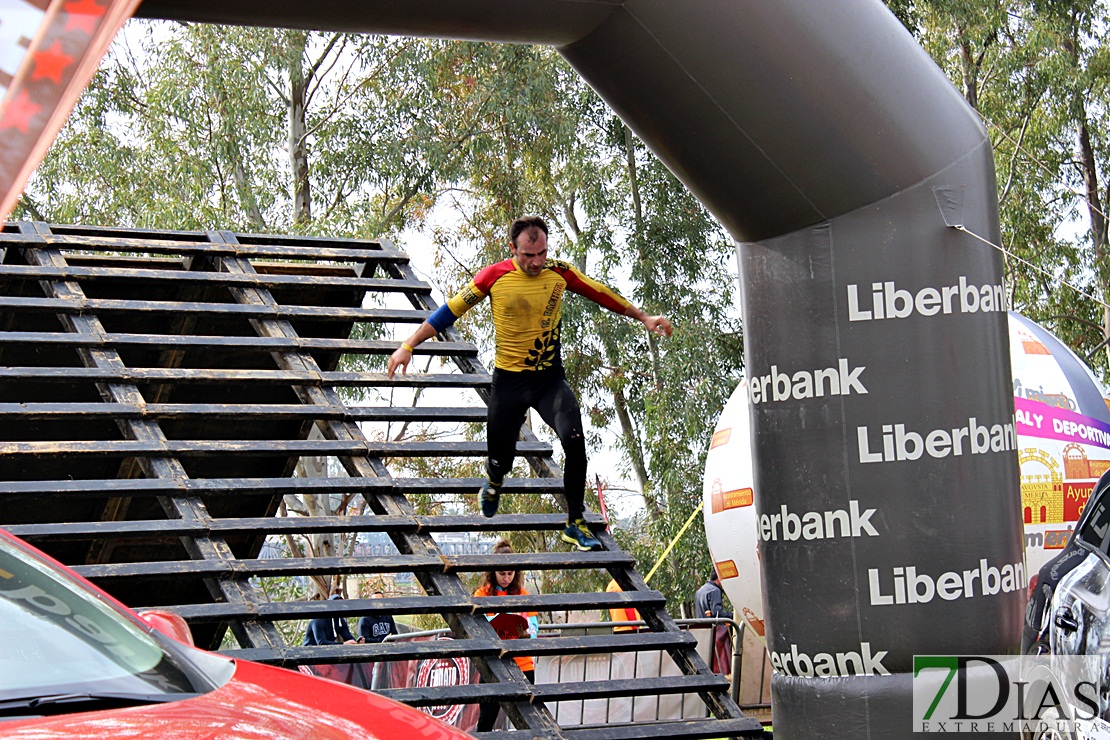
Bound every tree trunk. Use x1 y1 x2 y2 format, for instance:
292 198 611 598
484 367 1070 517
959 34 979 109
287 32 312 225
613 384 651 500
1076 113 1110 367
623 125 662 388
199 31 266 229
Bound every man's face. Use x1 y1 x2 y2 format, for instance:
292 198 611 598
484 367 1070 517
511 229 548 276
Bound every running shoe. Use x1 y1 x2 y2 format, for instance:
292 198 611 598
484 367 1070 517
479 479 501 518
561 519 601 551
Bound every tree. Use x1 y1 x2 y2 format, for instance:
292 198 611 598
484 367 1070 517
891 0 1110 379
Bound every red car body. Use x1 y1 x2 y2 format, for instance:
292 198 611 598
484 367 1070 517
0 529 470 739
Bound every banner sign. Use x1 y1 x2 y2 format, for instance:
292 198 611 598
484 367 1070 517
300 634 480 732
1010 312 1110 574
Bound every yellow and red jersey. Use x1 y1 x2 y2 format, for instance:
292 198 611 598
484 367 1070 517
473 581 538 673
428 257 631 372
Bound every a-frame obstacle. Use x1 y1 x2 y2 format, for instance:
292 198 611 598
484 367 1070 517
0 222 763 739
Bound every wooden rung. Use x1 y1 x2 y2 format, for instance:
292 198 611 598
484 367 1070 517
145 590 666 622
73 554 446 580
0 263 432 293
160 594 467 622
5 514 419 540
449 551 636 573
499 631 697 657
224 637 502 666
414 512 607 532
0 402 488 423
0 439 551 459
530 673 729 702
0 332 479 357
0 295 431 322
557 717 766 740
73 550 632 581
472 730 563 740
395 478 565 495
0 366 489 389
6 512 607 541
0 230 411 262
225 633 697 667
0 477 387 497
0 476 563 498
378 682 531 708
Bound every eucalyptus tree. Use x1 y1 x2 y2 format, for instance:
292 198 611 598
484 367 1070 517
19 23 483 238
415 41 745 608
892 0 1110 378
1027 0 1110 373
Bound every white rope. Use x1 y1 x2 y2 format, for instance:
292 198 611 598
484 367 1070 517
955 224 1110 311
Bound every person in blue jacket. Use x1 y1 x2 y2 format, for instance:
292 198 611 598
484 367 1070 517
303 593 359 645
357 591 397 644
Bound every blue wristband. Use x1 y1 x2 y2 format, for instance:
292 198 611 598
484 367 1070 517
427 304 457 332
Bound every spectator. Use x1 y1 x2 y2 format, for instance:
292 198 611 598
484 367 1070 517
694 569 734 676
357 591 397 644
694 568 733 619
303 593 359 645
473 539 537 732
606 578 641 633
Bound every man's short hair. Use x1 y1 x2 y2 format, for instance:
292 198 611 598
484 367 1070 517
709 568 720 582
509 215 548 247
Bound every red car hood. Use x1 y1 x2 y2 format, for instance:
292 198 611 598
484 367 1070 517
0 658 468 739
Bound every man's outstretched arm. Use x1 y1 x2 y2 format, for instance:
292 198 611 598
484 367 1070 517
557 262 673 338
388 266 502 378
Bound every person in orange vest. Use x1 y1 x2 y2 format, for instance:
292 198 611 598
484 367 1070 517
606 578 641 632
473 539 538 732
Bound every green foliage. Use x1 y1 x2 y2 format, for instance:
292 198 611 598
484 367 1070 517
892 0 1110 379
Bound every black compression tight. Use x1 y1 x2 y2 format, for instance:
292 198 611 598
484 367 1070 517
486 367 586 521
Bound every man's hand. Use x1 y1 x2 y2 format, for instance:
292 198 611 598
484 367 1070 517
625 305 674 337
387 346 411 379
642 315 673 337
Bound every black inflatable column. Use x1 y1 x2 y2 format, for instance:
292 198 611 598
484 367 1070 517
740 148 1024 736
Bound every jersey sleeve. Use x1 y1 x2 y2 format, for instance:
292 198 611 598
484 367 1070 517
427 260 513 331
555 262 632 314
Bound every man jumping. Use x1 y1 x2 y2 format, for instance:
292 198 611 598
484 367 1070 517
388 216 672 551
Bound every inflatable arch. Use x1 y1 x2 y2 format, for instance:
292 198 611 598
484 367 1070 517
137 1 1023 735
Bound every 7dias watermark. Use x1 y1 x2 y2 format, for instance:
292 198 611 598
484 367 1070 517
912 654 1110 734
